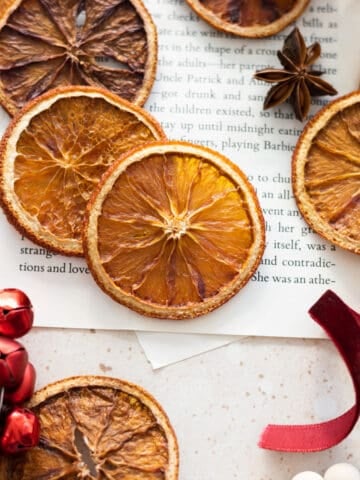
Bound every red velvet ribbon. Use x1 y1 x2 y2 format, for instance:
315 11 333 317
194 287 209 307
259 290 360 452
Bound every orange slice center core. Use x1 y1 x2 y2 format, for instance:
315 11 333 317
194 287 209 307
164 216 189 239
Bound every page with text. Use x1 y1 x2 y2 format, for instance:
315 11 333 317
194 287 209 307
0 0 359 337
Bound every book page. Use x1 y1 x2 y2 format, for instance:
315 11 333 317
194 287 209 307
0 0 359 337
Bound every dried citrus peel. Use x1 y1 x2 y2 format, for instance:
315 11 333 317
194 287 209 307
0 375 179 479
292 92 360 254
0 0 158 114
84 141 265 319
0 86 165 256
185 0 310 37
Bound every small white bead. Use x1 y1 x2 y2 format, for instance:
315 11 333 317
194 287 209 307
291 472 323 480
324 463 360 480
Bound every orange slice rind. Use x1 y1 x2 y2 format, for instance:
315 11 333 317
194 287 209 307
84 141 265 319
292 91 360 255
0 375 179 480
185 0 310 37
0 86 166 256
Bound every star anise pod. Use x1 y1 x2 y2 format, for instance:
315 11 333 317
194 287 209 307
254 27 337 121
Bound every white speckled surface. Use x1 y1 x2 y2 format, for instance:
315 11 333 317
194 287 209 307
25 329 359 480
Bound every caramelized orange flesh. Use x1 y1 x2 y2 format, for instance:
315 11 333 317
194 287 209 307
4 386 170 479
200 0 297 26
13 95 159 245
97 152 256 308
305 104 360 243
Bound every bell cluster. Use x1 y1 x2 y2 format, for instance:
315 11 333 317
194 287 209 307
0 289 39 454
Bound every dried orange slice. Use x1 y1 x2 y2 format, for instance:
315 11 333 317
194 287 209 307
84 141 265 319
292 91 360 255
0 86 165 256
185 0 310 37
0 375 179 479
0 0 157 115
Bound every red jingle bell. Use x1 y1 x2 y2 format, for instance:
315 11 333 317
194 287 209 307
4 363 36 405
0 407 40 454
0 289 33 338
0 337 28 389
